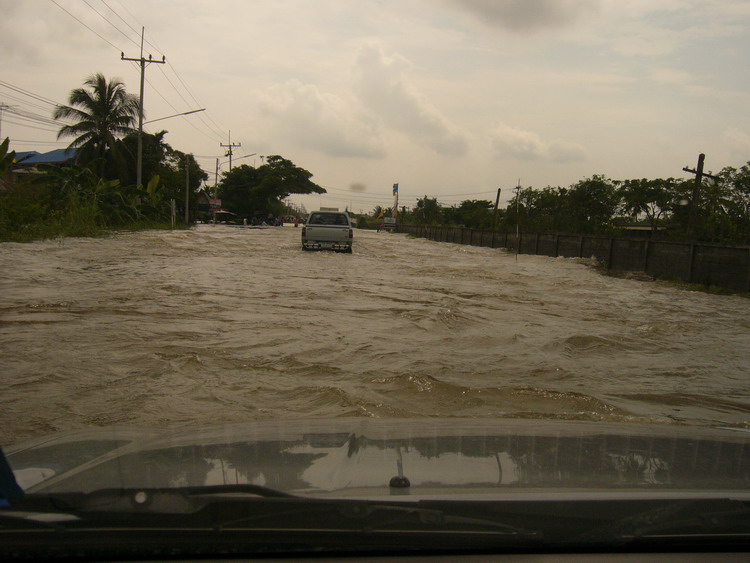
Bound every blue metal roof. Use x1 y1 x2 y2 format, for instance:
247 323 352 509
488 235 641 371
18 148 77 165
13 151 40 164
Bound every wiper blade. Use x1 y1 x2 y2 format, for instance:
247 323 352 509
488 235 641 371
576 499 750 545
179 484 298 498
9 488 541 538
216 499 540 537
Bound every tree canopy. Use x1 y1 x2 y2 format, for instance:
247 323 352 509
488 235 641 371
53 73 139 178
386 162 750 244
218 155 325 219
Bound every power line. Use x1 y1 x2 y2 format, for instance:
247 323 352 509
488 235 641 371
49 0 122 52
8 139 68 145
109 0 164 56
50 0 228 152
100 0 226 142
5 107 61 127
142 76 223 144
2 117 59 133
0 79 61 107
103 0 226 138
99 0 148 45
81 0 141 49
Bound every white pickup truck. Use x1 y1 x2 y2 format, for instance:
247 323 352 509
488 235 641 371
301 211 353 253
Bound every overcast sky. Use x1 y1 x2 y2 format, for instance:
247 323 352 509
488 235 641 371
2 0 750 213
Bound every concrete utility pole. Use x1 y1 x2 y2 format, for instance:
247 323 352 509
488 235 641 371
184 154 190 225
0 103 10 139
121 27 165 188
683 153 720 239
220 131 241 170
493 187 502 230
215 158 219 196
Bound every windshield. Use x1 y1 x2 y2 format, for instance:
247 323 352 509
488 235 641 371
308 212 349 225
2 0 750 559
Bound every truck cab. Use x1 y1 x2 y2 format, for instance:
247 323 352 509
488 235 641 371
301 211 353 253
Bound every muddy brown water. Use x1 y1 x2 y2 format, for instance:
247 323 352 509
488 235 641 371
1 225 749 445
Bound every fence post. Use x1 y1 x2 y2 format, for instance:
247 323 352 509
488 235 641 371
747 248 750 292
606 237 615 270
642 240 650 273
554 234 560 257
578 236 584 258
688 243 697 283
534 233 540 255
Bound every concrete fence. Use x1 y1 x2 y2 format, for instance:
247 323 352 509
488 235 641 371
396 225 750 293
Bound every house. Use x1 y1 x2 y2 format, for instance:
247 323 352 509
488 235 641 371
13 148 77 169
7 148 77 184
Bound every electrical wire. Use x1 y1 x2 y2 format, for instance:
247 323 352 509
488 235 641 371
81 0 141 49
0 80 61 108
102 0 226 141
49 0 123 52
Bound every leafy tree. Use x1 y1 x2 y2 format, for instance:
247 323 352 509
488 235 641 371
508 187 569 232
618 178 677 231
218 155 325 220
120 130 169 187
717 163 750 242
53 73 139 179
119 130 207 221
412 196 442 225
443 199 494 229
503 186 540 231
566 175 619 234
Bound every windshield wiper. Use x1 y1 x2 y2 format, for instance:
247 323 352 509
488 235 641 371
574 499 750 547
2 488 544 557
12 487 538 535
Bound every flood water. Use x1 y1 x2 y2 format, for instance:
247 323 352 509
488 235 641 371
1 225 749 445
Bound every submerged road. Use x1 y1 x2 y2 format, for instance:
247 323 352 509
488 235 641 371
1 224 749 444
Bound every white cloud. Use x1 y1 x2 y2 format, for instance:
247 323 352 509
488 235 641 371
354 44 469 156
257 79 385 159
489 123 587 162
724 127 750 157
648 67 694 85
448 0 599 32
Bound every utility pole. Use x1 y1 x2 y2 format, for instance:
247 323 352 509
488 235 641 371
492 187 502 230
121 27 165 188
220 131 241 170
514 180 521 239
215 158 219 196
514 180 521 261
0 103 10 139
682 153 719 239
184 154 190 225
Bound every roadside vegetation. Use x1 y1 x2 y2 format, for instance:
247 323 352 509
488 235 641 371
360 169 750 245
0 72 322 242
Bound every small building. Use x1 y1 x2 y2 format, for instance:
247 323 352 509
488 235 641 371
9 148 77 185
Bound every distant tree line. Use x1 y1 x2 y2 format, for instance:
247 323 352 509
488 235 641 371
363 166 750 244
0 72 323 241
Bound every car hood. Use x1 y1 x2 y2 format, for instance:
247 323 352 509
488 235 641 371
6 418 750 499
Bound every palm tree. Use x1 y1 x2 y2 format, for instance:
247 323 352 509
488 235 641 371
53 73 139 178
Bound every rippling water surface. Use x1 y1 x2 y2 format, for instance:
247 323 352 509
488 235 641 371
1 225 749 444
